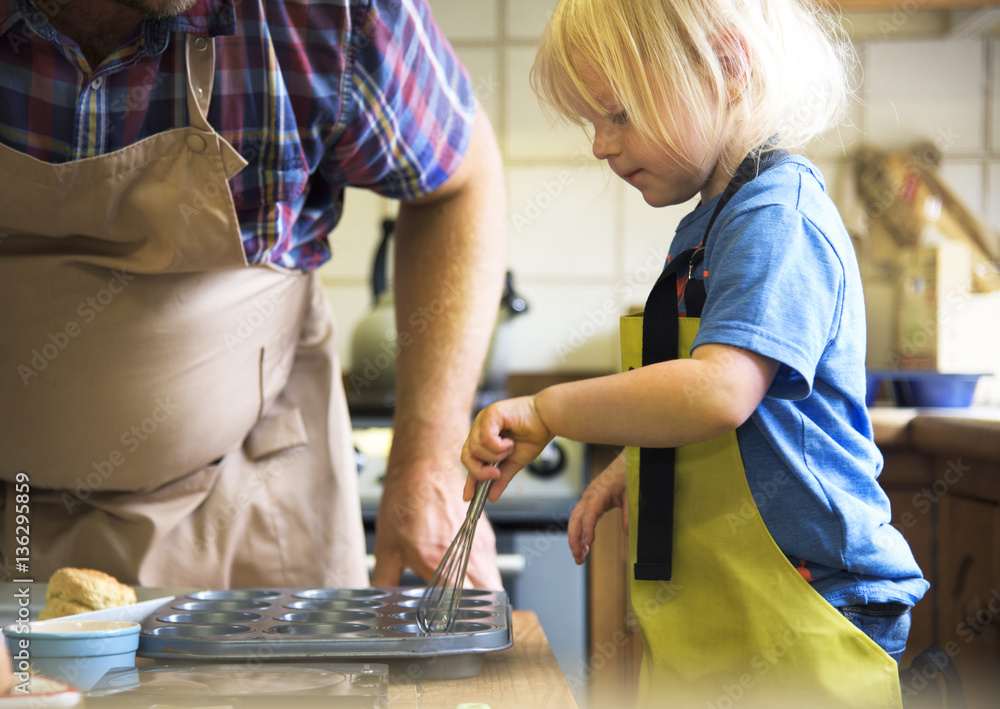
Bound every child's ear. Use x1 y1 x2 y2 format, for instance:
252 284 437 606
711 28 751 102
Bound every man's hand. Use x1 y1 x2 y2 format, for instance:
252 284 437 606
371 453 502 590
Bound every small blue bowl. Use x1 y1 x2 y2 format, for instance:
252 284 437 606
890 372 983 408
3 619 140 691
865 372 885 406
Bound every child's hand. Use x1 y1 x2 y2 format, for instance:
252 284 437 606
461 395 554 502
567 451 628 564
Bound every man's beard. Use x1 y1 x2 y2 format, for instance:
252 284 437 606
107 0 200 19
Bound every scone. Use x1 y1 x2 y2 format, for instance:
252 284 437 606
38 567 137 620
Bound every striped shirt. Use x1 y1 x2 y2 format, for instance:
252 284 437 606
0 0 475 270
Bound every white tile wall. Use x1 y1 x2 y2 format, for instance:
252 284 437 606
505 46 591 161
426 0 497 41
321 188 388 281
864 38 985 154
505 282 622 372
321 3 1000 379
453 46 502 135
620 185 696 308
506 165 616 279
506 0 558 40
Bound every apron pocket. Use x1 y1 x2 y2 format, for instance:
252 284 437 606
243 408 309 461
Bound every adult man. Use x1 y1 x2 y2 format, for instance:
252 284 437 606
0 0 506 591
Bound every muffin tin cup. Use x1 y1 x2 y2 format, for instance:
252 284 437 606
138 587 511 679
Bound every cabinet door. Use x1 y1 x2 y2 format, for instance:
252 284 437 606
938 493 1000 709
586 447 642 707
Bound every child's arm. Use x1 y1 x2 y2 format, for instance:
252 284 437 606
461 342 778 501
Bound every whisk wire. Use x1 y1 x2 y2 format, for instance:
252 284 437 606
416 478 493 634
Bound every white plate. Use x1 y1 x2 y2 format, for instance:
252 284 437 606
0 675 81 707
55 597 176 624
0 584 198 628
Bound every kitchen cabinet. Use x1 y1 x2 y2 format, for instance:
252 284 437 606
586 410 1000 709
585 445 642 709
937 494 1000 674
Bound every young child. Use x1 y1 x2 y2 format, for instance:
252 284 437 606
462 1 928 707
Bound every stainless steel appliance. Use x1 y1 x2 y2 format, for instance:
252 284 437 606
352 418 589 696
347 219 529 414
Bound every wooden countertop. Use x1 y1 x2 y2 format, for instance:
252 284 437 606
389 610 579 708
869 406 1000 461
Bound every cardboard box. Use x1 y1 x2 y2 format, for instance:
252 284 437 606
895 241 1000 375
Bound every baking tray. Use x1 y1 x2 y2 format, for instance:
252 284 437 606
137 587 512 679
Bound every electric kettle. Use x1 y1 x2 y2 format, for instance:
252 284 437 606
348 219 528 411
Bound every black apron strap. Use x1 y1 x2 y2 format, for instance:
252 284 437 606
634 146 788 582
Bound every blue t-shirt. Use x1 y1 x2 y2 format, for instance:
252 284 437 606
670 154 929 608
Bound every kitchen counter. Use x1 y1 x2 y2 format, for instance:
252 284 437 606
867 405 1000 709
388 611 579 708
870 406 1000 465
2 584 578 709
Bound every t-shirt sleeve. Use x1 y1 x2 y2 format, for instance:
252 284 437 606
320 0 475 198
692 201 846 401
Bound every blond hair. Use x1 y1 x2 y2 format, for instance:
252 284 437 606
531 0 856 172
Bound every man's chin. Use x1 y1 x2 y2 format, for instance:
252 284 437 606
108 0 199 18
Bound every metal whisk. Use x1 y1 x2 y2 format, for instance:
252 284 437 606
416 478 493 634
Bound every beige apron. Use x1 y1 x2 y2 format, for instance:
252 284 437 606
0 34 367 589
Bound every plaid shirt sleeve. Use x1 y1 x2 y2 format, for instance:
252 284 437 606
325 0 475 199
230 0 477 270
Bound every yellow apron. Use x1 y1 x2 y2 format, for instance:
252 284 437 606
0 33 367 588
620 150 902 708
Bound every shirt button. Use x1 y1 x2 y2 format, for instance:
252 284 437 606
90 76 103 90
194 37 209 51
186 134 207 153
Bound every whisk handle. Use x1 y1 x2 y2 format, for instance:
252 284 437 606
467 478 493 522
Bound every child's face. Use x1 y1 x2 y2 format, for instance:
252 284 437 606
578 69 729 206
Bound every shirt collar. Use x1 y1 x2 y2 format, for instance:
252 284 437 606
0 0 237 40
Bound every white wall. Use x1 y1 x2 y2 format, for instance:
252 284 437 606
320 1 1000 380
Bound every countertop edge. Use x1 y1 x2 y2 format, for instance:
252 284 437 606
869 406 1000 462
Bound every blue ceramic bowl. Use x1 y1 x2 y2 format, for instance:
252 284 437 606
865 371 885 406
3 619 140 691
890 372 983 408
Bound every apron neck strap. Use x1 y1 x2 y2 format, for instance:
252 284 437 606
660 145 790 319
632 142 788 583
185 34 216 132
702 145 789 249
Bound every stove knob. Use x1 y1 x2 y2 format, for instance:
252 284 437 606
527 440 565 478
354 446 367 474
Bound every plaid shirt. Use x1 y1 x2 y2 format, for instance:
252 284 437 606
0 0 474 270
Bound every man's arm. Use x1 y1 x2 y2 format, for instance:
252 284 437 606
370 101 507 589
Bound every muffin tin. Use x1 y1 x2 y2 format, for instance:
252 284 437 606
137 587 511 679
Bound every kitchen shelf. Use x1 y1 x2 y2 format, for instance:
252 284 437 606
824 0 1000 38
834 0 1000 8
